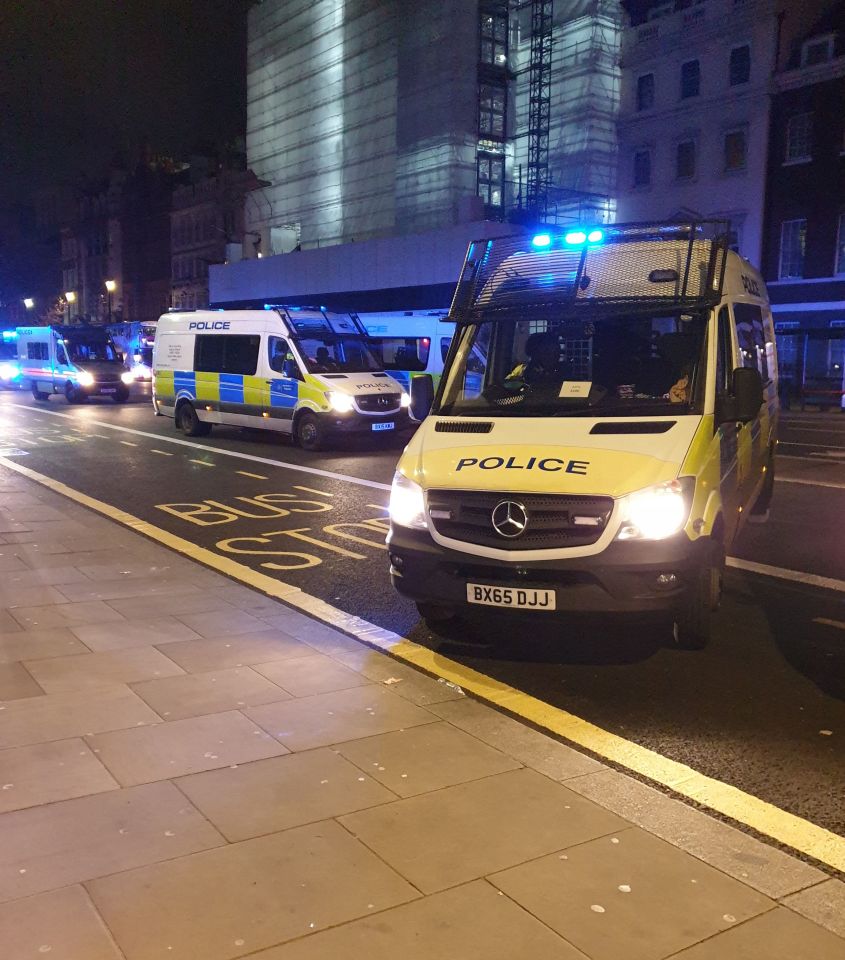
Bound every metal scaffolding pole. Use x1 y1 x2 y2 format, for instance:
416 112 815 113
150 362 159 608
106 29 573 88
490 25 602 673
526 0 553 220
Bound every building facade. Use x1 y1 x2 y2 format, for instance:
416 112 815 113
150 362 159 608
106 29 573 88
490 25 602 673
615 0 827 266
762 1 845 406
212 0 622 313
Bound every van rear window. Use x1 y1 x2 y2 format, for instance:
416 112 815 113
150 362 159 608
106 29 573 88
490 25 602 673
27 342 48 361
195 335 260 376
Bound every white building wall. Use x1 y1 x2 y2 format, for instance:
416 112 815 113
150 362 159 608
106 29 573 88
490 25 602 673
615 0 783 265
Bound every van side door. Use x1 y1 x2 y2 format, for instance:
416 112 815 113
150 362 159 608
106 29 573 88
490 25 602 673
715 306 741 543
261 335 301 432
733 302 772 508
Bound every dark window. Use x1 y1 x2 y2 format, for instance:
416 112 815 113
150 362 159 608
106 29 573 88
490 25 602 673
479 82 506 139
27 342 48 361
633 149 651 186
724 130 747 171
477 153 505 208
440 336 452 363
194 334 260 375
716 306 733 397
369 337 431 372
734 302 769 381
480 7 508 67
785 113 812 162
729 46 750 85
637 73 655 111
680 60 700 99
676 140 696 179
779 219 806 279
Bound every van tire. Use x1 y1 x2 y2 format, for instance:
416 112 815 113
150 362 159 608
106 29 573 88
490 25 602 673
65 382 86 404
673 538 724 651
113 386 130 403
31 384 50 401
296 412 325 451
177 401 211 437
416 602 456 625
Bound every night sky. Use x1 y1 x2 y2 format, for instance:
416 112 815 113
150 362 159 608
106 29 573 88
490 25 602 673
0 0 249 207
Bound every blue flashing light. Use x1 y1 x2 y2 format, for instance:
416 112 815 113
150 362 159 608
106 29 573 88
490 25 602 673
2 330 18 340
532 233 552 248
263 304 272 310
587 229 604 243
564 231 587 245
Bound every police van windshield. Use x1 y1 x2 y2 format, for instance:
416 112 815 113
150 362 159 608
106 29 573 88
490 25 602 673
435 310 707 417
65 340 119 363
294 335 382 374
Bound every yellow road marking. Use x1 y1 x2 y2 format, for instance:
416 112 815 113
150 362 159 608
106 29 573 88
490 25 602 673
119 440 138 447
813 617 845 631
237 470 268 480
294 485 333 496
1 453 843 874
189 459 214 467
151 449 173 456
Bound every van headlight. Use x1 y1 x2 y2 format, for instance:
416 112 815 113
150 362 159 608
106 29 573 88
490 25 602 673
0 362 18 380
389 471 427 529
617 478 694 541
121 371 135 385
77 371 95 387
400 392 411 408
326 391 355 413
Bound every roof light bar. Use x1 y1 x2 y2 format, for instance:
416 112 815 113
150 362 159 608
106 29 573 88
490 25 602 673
532 233 552 248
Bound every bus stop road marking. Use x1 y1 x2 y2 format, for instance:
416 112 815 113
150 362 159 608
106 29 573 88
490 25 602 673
237 471 268 480
1 453 843 874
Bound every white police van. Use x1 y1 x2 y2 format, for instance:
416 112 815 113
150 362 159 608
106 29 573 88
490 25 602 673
17 325 133 403
153 307 410 450
389 222 778 649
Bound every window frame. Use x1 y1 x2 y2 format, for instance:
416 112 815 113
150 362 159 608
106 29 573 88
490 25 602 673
778 218 807 280
633 148 651 187
479 6 508 68
675 139 697 180
636 72 655 111
723 128 747 172
728 45 751 86
784 112 813 164
477 152 505 210
680 59 700 99
478 81 507 141
801 34 835 67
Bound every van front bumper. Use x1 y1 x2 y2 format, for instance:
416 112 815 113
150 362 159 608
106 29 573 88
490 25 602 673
387 526 710 615
326 409 412 436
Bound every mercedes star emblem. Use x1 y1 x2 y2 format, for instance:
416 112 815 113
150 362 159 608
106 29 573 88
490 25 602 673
491 499 528 539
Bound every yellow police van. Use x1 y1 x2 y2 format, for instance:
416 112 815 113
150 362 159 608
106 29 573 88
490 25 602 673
152 307 410 450
388 222 777 648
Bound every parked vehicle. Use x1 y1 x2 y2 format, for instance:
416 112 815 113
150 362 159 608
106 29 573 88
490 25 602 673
362 312 453 391
388 221 777 649
152 307 410 450
17 325 133 403
107 321 157 380
0 332 21 389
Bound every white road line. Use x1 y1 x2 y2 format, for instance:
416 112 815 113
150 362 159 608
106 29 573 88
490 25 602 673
119 440 138 447
778 453 845 464
776 477 845 490
12 404 392 492
780 441 845 450
151 449 173 456
294 485 333 496
189 459 215 467
727 558 845 594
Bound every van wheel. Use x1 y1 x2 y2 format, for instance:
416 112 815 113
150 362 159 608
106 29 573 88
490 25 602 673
416 602 456 625
112 386 130 403
65 382 86 404
177 402 211 437
673 540 724 650
296 413 325 451
31 384 50 401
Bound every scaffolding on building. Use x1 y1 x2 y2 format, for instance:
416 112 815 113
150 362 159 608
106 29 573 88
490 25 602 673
526 0 554 219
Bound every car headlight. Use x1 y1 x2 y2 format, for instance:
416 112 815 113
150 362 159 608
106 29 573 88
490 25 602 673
389 471 427 529
0 362 18 380
400 392 411 408
617 478 694 541
121 371 135 384
326 391 355 413
77 371 95 387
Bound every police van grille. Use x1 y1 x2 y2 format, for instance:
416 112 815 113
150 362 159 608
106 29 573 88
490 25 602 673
356 393 400 412
426 491 613 549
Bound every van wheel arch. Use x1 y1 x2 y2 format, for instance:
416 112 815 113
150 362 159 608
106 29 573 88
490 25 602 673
294 409 326 451
175 398 211 437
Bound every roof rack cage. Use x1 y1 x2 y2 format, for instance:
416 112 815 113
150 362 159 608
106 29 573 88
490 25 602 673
448 220 731 322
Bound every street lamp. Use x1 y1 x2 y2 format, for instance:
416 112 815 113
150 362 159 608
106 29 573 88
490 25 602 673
65 291 76 324
104 279 116 324
23 298 34 310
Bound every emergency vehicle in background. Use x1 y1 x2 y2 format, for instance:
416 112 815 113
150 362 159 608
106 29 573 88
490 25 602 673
362 312 453 390
16 325 134 403
388 221 777 649
107 321 157 380
152 306 410 450
0 330 21 389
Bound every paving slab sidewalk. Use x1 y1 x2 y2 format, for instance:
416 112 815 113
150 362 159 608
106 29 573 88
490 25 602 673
0 465 843 960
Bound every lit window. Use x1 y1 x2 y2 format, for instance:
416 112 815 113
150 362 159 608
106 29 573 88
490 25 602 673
479 82 506 139
676 140 696 179
477 153 505 210
779 219 807 279
637 73 654 111
785 113 813 162
724 130 747 171
835 213 845 275
480 7 508 67
680 60 700 99
633 149 651 187
729 45 750 86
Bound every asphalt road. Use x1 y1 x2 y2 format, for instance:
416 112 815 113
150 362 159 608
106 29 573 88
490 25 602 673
0 384 843 844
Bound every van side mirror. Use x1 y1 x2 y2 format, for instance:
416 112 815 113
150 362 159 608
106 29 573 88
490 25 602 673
410 374 434 422
717 367 764 425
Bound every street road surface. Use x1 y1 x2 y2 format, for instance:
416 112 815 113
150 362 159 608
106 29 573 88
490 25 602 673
0 385 843 846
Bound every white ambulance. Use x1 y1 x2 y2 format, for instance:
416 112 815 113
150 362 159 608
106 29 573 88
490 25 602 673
388 222 777 649
152 307 410 450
